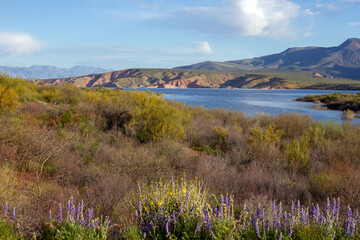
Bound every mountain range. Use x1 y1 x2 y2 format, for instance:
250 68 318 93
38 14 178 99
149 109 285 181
27 38 360 90
0 65 111 79
175 38 360 80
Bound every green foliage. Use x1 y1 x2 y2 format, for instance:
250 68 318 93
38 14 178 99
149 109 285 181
285 135 311 173
249 124 283 146
0 86 19 112
130 91 186 142
0 218 18 240
41 219 109 240
297 92 360 112
192 145 224 155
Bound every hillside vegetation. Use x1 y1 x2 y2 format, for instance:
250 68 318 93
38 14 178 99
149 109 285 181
2 73 360 239
297 92 360 112
41 68 360 90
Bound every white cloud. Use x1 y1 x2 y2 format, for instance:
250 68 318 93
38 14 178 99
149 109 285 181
348 21 360 26
194 41 212 54
173 0 301 38
0 32 43 56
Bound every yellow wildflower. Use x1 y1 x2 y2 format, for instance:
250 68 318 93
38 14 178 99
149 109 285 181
144 206 149 211
158 201 163 206
182 188 186 194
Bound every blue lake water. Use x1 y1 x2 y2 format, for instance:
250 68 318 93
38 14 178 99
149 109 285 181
125 88 360 123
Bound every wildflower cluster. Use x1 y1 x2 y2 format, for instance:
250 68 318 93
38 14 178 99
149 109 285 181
135 176 208 239
43 197 111 239
134 178 360 239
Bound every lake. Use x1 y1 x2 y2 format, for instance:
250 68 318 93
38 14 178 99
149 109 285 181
125 88 360 123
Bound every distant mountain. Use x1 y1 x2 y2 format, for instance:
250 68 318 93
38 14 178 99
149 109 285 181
40 68 360 90
175 38 360 80
0 65 111 79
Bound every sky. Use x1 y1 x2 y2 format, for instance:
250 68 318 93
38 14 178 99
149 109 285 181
0 0 360 70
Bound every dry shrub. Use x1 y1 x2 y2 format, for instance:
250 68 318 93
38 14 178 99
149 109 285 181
274 113 313 139
186 114 223 147
154 139 195 175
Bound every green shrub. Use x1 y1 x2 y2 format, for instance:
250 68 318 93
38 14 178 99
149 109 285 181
249 124 283 146
0 218 18 240
285 135 311 174
130 91 186 142
0 86 19 112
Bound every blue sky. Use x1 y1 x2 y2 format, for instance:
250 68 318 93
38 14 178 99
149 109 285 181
0 0 359 69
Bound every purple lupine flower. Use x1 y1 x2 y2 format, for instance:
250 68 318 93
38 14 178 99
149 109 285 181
291 202 295 218
344 220 350 237
356 210 359 227
220 203 224 219
332 198 337 219
326 198 331 221
279 232 283 240
256 205 261 218
331 233 335 240
284 212 288 227
221 195 224 205
165 217 171 235
94 219 99 228
71 198 76 221
261 210 265 224
273 213 278 230
337 198 341 220
88 208 93 226
213 207 218 218
228 234 232 239
180 203 183 215
278 202 282 221
306 208 310 225
172 212 177 222
265 219 270 230
49 210 52 221
229 196 232 208
350 221 355 237
57 204 63 223
348 206 353 220
186 192 189 204
11 207 16 221
4 203 8 218
311 204 315 220
77 204 81 222
195 223 201 234
326 226 330 236
289 219 294 237
272 201 276 215
316 205 320 224
135 211 139 221
225 196 229 206
152 212 157 222
67 200 71 219
80 200 84 215
301 207 306 225
139 201 142 216
297 200 301 220
255 220 261 238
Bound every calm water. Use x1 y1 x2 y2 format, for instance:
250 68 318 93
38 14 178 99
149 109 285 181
125 88 360 123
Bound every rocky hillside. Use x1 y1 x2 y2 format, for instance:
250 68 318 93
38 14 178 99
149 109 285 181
175 38 360 80
40 68 360 90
